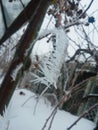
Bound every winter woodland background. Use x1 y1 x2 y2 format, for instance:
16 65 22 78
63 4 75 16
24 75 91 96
0 0 98 130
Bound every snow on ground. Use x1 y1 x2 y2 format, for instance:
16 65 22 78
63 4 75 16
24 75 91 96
0 89 95 130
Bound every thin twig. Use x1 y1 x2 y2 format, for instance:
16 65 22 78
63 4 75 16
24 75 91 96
66 48 93 63
42 105 58 130
83 94 98 101
42 94 70 130
65 0 94 31
81 25 95 47
19 0 25 8
71 76 95 93
79 0 94 19
0 0 8 30
67 103 98 130
21 95 36 107
48 109 57 130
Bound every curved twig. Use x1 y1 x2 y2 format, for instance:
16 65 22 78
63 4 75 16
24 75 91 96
66 48 93 63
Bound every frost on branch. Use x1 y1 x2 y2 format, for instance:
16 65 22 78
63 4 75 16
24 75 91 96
31 28 68 89
11 63 23 81
0 106 11 130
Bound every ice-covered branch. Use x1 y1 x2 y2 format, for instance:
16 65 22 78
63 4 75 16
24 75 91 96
31 28 68 90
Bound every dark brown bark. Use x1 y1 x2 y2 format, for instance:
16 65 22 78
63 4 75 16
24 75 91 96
0 0 39 45
0 0 50 115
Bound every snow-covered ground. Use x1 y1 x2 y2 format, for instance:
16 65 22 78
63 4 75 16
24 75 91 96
0 89 95 130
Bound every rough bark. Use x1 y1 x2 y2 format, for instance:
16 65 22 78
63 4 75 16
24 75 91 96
0 0 50 115
0 0 39 45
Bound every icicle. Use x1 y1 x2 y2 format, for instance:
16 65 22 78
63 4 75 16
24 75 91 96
31 28 68 89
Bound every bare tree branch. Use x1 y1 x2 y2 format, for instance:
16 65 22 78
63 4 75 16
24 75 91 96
82 94 98 101
66 48 93 63
0 0 50 115
79 0 94 19
19 0 25 8
0 0 37 46
67 103 98 130
0 0 8 30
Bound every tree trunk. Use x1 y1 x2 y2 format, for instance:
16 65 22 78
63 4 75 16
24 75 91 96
0 0 39 45
0 0 50 115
